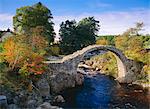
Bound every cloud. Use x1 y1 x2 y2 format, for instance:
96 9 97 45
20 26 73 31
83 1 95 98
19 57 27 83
0 9 149 36
0 13 13 30
53 9 150 36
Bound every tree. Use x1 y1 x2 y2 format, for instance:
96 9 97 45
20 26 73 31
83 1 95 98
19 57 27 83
59 20 77 54
122 22 144 36
59 17 100 54
77 17 99 47
13 2 55 43
2 36 31 70
1 33 47 76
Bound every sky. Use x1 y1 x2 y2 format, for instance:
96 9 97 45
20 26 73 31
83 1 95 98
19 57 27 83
0 0 150 36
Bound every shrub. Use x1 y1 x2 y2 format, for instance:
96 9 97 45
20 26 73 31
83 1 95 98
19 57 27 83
49 44 60 56
96 38 109 45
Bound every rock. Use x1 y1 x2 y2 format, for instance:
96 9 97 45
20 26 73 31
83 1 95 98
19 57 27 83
125 103 136 109
53 95 65 103
0 95 8 109
75 73 84 85
13 90 43 108
36 102 62 109
95 67 100 71
27 99 37 109
36 78 50 97
13 91 28 107
36 102 51 109
8 104 20 109
77 68 87 75
50 73 76 93
78 64 92 69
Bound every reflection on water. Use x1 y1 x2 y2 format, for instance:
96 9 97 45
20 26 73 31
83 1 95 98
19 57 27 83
56 74 150 109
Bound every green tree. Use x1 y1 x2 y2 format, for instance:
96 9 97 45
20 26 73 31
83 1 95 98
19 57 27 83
59 20 77 54
77 17 99 47
13 2 55 43
59 17 100 54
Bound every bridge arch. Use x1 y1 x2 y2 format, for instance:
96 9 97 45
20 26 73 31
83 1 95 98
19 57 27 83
47 45 141 84
79 45 128 79
61 45 130 82
46 45 143 93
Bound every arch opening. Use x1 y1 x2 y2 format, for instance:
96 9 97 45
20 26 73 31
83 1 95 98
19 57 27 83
76 46 127 80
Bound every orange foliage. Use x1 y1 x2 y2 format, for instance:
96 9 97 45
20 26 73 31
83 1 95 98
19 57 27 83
2 34 47 76
24 53 46 75
2 37 31 69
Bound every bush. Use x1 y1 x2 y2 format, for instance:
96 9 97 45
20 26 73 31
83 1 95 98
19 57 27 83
96 38 109 45
49 44 60 56
96 35 115 45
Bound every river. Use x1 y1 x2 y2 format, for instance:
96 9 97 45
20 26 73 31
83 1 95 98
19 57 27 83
54 73 149 109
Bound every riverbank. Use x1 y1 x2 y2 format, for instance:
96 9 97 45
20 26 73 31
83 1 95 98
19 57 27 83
55 73 150 109
78 61 150 89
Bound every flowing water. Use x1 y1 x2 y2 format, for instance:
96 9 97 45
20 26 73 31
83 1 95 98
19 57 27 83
55 73 150 109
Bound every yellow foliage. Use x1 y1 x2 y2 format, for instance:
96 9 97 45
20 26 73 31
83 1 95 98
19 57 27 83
1 34 47 76
96 38 108 45
115 36 129 51
49 44 60 55
2 37 31 69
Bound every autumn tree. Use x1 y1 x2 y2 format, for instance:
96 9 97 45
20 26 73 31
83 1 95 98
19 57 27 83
122 22 144 36
1 33 47 76
13 2 55 43
2 36 31 70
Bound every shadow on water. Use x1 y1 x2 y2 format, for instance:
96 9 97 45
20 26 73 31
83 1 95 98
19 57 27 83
54 74 150 109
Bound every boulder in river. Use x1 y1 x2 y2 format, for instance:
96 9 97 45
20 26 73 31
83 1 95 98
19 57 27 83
53 95 65 103
36 102 62 109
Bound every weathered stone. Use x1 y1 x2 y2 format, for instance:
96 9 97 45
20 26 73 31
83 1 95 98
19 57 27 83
50 73 76 93
77 68 87 75
36 78 50 97
27 99 37 109
14 91 28 107
8 104 20 109
75 73 84 85
36 102 62 109
53 95 65 103
0 95 8 109
12 90 43 108
36 102 51 109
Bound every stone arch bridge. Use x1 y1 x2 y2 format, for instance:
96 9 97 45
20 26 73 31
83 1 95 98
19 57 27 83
45 45 143 93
